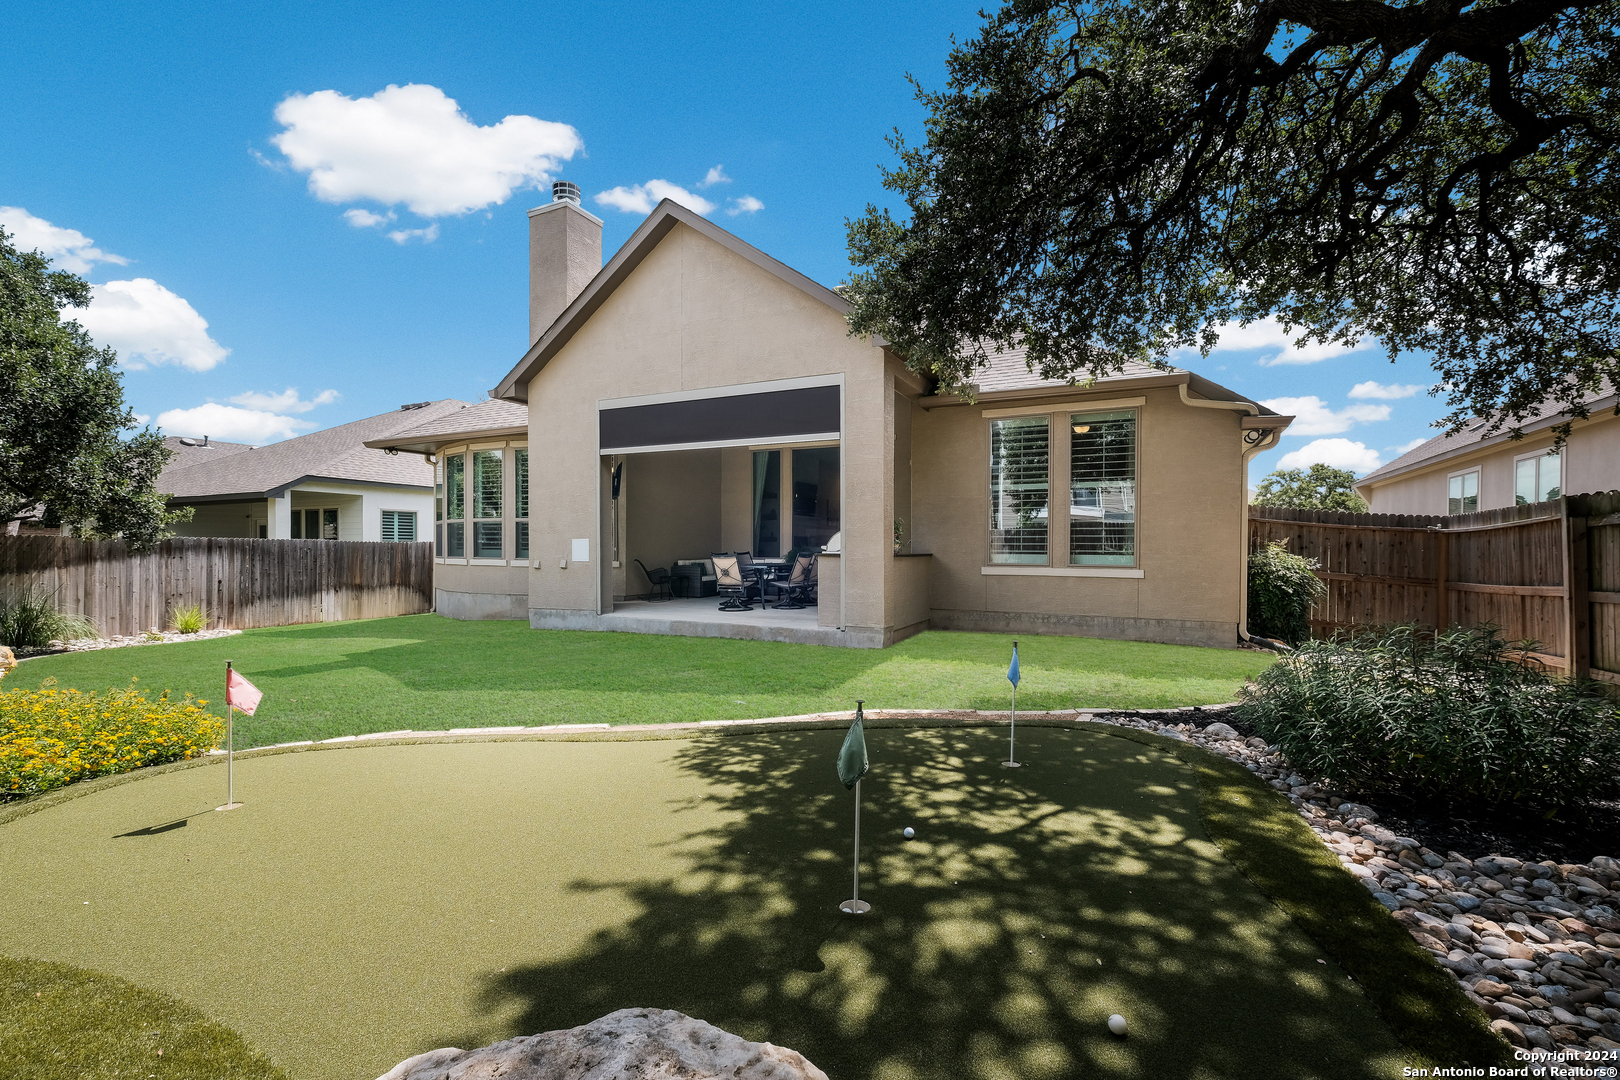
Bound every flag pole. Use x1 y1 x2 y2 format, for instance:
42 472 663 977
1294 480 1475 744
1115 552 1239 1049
216 660 242 812
1003 640 1022 768
840 699 871 915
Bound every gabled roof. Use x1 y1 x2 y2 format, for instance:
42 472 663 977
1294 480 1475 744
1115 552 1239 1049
1356 385 1620 489
158 399 470 502
492 200 854 402
364 398 529 455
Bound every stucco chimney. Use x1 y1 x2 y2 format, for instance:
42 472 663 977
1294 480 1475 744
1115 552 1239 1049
528 181 602 344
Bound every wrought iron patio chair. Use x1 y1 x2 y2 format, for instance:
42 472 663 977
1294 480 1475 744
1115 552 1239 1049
711 553 760 611
633 559 675 603
773 553 817 609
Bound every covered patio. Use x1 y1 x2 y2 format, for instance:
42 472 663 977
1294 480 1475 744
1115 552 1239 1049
598 595 844 646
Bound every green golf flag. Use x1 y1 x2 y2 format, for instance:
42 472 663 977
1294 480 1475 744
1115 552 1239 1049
837 705 869 790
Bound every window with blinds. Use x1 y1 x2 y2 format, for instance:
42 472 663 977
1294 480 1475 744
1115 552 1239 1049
471 450 503 558
1070 410 1136 565
444 453 465 557
989 417 1050 563
380 510 417 542
515 448 529 560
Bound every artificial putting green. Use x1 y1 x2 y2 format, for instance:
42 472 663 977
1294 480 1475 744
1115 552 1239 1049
0 725 1409 1080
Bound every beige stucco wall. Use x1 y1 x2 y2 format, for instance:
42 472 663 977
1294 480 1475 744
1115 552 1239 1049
622 449 722 597
910 385 1245 647
1364 412 1620 515
524 220 893 632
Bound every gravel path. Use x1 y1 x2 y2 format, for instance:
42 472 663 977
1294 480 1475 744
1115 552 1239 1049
1097 705 1620 1058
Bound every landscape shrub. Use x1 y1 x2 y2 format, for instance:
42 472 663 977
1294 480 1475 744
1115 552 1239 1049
1246 540 1327 646
0 678 221 799
1235 624 1620 814
169 602 209 634
0 585 97 648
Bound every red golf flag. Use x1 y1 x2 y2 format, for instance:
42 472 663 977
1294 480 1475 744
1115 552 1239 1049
227 668 263 716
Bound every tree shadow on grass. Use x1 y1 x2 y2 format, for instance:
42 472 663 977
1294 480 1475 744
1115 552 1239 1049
433 725 1404 1080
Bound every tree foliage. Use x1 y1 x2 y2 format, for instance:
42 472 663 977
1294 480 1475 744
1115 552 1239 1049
1252 464 1369 511
845 0 1620 439
0 228 185 549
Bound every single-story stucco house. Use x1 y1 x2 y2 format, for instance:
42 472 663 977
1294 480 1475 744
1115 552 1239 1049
159 400 471 541
370 186 1293 648
1355 387 1620 515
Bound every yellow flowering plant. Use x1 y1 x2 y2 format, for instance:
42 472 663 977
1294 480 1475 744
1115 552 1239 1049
0 678 222 799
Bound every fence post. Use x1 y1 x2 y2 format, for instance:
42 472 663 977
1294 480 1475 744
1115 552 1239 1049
1564 497 1591 681
1435 527 1449 631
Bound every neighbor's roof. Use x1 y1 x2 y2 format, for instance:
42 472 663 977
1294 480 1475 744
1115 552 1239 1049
1356 384 1620 489
364 398 529 455
492 200 854 402
158 399 471 502
160 436 255 470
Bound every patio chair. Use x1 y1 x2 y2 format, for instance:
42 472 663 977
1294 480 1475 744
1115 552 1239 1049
633 559 675 603
711 553 760 611
773 553 817 609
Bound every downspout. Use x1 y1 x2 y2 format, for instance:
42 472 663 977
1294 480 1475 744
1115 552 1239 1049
1176 381 1275 647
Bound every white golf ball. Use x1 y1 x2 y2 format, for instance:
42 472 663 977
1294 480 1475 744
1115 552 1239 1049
902 827 915 839
1107 1014 1127 1036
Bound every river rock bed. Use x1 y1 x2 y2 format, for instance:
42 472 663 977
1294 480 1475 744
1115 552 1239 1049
1095 705 1620 1056
12 627 241 659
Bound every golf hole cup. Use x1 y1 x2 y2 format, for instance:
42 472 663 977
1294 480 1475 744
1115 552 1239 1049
1107 1014 1128 1037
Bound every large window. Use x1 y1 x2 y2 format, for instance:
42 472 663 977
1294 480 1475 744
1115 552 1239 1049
472 449 503 558
291 508 338 540
1515 452 1560 505
1448 470 1479 515
434 458 445 556
791 446 840 553
444 453 465 557
1069 410 1136 565
989 417 1050 563
515 448 529 561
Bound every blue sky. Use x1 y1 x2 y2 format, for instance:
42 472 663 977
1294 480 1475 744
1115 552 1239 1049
3 0 1445 484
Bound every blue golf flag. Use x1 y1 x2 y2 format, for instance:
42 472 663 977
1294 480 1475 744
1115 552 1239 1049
1008 643 1020 687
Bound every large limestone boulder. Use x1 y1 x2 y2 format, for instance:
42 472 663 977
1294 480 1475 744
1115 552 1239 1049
375 1008 829 1080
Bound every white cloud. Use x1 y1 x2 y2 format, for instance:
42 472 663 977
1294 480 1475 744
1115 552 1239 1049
386 223 440 244
131 413 151 426
726 195 765 216
343 208 396 228
155 403 314 444
1275 438 1383 474
0 206 128 275
1200 315 1369 366
229 387 339 414
594 180 716 216
1349 380 1426 400
270 83 583 217
699 166 731 188
1260 395 1391 435
75 279 229 371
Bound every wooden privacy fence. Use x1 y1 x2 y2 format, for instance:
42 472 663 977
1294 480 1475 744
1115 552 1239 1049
1249 490 1620 686
0 536 435 637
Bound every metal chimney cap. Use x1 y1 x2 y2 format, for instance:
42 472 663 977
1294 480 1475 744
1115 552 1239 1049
552 181 581 205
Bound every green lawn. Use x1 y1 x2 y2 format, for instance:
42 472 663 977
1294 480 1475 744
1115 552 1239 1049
6 617 1273 748
0 725 1410 1080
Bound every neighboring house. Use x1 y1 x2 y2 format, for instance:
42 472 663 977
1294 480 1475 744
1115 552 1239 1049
1356 388 1620 515
159 400 471 541
370 188 1293 648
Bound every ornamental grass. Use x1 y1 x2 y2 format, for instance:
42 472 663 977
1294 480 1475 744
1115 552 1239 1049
0 678 221 800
